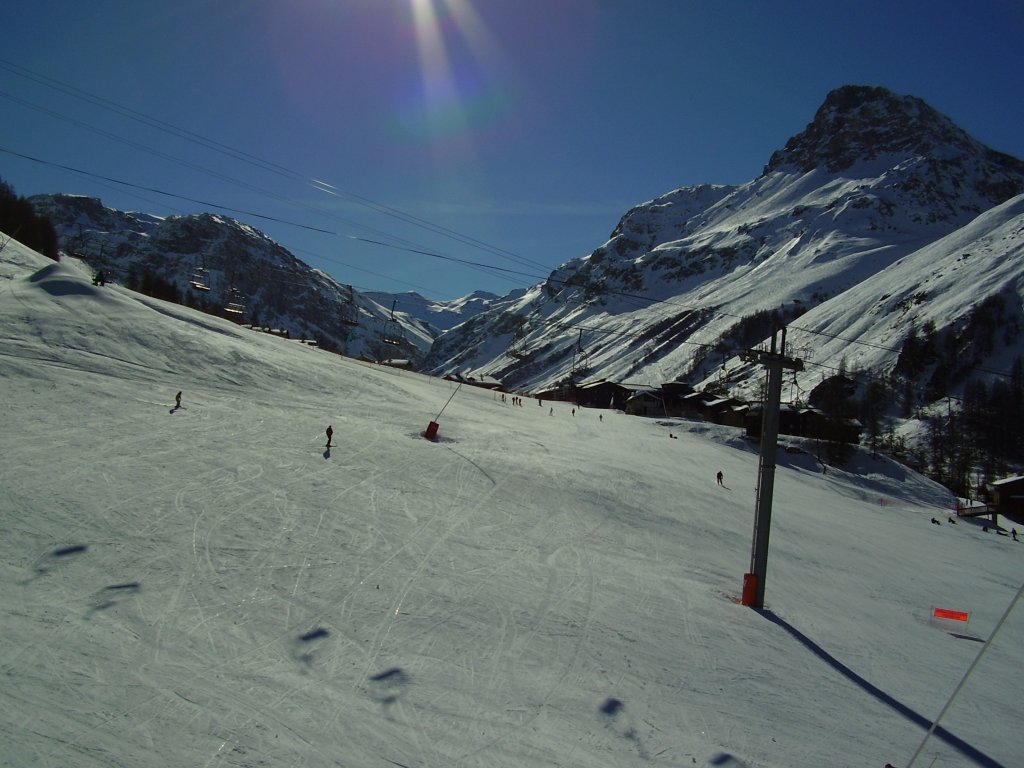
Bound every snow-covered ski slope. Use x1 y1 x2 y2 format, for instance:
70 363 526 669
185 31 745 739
1 241 1021 768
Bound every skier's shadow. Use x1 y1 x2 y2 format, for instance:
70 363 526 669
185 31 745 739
598 697 649 759
293 626 330 666
323 447 331 459
368 667 412 717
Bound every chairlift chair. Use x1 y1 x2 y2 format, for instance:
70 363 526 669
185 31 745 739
340 301 359 328
508 322 530 359
571 329 591 380
382 299 406 346
224 287 246 317
189 266 211 292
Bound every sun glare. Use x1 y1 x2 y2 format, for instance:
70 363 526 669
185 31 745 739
400 0 511 141
409 0 458 112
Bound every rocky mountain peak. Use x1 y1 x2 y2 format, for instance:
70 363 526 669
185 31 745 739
765 85 978 175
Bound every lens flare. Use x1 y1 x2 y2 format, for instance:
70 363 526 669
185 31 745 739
397 0 511 142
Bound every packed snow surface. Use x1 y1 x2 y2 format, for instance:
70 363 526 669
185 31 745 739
1 241 1021 768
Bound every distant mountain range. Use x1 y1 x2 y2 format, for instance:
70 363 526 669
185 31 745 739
24 86 1024 435
363 290 504 335
25 194 494 360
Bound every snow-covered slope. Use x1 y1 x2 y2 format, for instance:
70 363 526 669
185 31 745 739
781 194 1024 394
2 238 1022 768
424 86 1024 408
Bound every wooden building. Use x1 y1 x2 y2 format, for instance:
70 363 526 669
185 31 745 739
988 476 1024 524
574 380 639 411
624 389 669 417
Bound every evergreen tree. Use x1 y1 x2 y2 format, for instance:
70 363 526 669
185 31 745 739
0 177 59 260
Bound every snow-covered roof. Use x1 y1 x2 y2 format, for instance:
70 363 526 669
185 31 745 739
991 475 1024 486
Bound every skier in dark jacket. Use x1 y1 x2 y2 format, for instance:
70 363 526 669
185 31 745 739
326 425 334 447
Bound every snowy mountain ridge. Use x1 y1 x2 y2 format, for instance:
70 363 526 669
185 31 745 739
423 86 1024 412
364 289 503 335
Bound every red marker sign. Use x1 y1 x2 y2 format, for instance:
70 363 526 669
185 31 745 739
932 607 970 622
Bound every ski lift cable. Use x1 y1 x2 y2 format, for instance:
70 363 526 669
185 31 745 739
0 59 298 181
0 59 552 274
347 235 539 280
0 90 334 221
2 145 535 295
904 579 1024 768
0 147 338 235
0 97 499 271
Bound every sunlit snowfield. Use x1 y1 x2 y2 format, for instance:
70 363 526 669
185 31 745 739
2 242 1021 768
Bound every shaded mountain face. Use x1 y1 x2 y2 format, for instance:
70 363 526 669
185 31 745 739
29 194 435 360
422 86 1024 412
31 194 507 361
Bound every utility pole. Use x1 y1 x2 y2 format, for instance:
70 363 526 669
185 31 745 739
740 328 803 609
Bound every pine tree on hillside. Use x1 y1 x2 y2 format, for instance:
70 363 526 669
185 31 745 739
0 177 59 260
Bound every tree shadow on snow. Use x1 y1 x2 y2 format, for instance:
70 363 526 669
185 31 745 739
758 609 1006 768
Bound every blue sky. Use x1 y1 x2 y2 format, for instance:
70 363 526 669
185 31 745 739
2 0 1022 300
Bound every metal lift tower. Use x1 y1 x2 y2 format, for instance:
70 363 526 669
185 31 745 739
740 328 803 610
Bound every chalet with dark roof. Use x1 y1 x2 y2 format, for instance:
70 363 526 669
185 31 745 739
988 476 1024 524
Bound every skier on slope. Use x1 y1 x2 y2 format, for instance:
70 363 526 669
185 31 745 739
716 471 724 486
326 425 334 447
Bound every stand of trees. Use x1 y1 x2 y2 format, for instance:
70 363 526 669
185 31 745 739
0 177 59 260
846 355 1024 498
123 264 182 303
